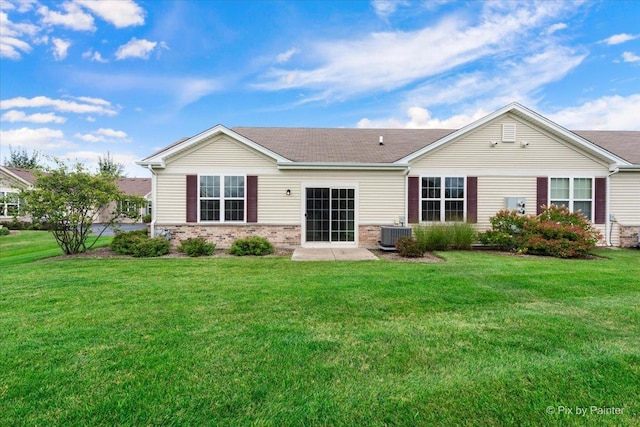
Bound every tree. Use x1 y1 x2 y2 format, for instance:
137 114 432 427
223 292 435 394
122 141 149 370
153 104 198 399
4 146 43 169
97 151 125 177
20 161 144 255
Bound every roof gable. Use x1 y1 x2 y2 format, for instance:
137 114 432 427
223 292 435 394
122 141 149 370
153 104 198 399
398 103 632 166
0 166 36 187
137 125 289 168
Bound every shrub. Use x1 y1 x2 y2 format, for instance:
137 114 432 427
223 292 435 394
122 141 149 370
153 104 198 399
396 236 424 257
229 236 274 256
479 205 601 258
478 209 534 250
129 237 170 258
450 223 477 250
110 229 168 257
110 229 148 255
178 237 216 257
0 227 9 236
142 214 152 224
413 223 476 251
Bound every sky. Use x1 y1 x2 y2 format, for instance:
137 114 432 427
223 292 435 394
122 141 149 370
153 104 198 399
1 0 639 177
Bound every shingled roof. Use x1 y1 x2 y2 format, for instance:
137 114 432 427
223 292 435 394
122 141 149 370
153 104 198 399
231 127 639 165
573 131 640 164
232 127 456 163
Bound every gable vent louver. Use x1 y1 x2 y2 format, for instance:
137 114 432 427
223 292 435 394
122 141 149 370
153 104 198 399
502 123 516 142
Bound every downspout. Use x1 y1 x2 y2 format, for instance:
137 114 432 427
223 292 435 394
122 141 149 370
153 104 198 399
404 166 411 227
605 168 619 247
148 165 157 237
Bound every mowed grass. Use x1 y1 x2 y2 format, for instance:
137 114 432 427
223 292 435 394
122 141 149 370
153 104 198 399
1 239 639 425
0 230 112 267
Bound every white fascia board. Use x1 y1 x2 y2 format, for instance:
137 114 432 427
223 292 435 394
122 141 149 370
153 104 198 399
137 124 291 168
396 102 631 166
277 162 409 171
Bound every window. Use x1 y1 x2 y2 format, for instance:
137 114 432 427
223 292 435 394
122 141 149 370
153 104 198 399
550 177 593 220
0 191 21 217
199 175 245 222
421 177 465 222
118 198 142 217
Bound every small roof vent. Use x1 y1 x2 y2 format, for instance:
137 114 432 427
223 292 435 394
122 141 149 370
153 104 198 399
379 136 384 145
502 123 516 142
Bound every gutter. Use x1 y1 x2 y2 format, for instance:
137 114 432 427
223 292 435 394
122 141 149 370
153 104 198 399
277 162 409 171
605 168 620 246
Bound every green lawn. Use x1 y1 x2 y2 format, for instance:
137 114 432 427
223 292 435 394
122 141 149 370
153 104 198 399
1 237 639 425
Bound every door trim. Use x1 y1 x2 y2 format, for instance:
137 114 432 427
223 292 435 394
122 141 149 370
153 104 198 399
301 181 358 248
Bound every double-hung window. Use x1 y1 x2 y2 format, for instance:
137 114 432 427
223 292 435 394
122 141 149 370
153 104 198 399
199 175 245 222
421 176 465 222
549 177 593 220
0 191 20 217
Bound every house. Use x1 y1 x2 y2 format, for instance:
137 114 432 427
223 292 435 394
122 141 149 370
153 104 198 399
137 103 640 248
0 166 33 221
0 166 151 224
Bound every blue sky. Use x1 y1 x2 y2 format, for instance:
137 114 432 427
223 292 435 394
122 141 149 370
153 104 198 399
1 0 639 177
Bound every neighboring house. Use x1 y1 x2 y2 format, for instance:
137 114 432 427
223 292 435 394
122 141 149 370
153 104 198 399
0 166 151 224
97 177 152 224
137 103 640 248
0 166 34 222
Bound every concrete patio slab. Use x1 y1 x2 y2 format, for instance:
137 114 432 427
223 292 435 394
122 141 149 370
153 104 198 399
292 248 379 261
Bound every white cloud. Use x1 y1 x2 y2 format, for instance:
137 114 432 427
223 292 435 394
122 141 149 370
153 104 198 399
39 2 95 31
52 37 71 60
371 0 409 19
622 51 640 63
0 35 32 59
548 94 640 130
0 96 118 115
601 33 639 45
1 0 38 13
276 47 299 63
115 37 158 60
257 2 580 101
82 48 108 62
75 128 129 143
357 106 488 129
0 10 38 59
403 45 585 113
0 127 75 150
70 72 222 108
75 0 145 28
545 22 567 35
1 110 67 123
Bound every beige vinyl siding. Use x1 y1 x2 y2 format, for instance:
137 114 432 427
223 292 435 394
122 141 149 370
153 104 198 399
259 170 405 225
155 167 406 226
258 175 302 224
411 115 610 174
155 173 186 223
476 176 537 229
166 134 277 172
610 172 640 246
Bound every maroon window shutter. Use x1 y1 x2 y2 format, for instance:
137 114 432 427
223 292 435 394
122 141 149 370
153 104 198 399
186 175 198 223
466 176 478 223
536 177 548 215
408 176 420 223
247 175 258 223
594 177 606 224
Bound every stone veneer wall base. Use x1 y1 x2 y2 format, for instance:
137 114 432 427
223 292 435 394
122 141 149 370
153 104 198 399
155 224 387 249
